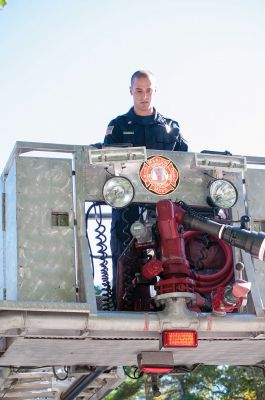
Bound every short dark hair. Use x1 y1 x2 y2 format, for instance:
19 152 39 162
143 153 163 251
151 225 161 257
130 70 156 86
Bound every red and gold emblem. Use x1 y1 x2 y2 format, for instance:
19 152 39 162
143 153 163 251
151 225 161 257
139 155 180 195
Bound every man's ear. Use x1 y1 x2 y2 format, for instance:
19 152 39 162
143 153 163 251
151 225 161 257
129 86 133 95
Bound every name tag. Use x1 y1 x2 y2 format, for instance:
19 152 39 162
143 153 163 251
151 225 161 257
123 131 134 135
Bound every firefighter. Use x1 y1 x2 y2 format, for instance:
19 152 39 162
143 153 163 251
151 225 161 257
104 70 187 151
103 70 188 304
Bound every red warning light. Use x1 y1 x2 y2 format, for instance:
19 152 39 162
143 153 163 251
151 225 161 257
140 367 173 374
162 331 198 348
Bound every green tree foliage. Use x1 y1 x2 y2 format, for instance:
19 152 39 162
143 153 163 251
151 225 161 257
0 0 7 7
94 285 102 295
104 369 144 400
104 365 265 400
182 365 265 400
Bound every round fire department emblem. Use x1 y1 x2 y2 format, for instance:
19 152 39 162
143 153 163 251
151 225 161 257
139 155 180 195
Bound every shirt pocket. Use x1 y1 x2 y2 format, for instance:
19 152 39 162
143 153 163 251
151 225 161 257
154 127 176 149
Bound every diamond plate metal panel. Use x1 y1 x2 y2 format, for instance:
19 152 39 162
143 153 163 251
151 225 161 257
16 157 76 302
245 169 265 221
5 160 18 300
0 176 4 300
83 149 244 207
244 168 265 308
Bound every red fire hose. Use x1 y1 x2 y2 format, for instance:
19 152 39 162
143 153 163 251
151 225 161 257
183 231 234 294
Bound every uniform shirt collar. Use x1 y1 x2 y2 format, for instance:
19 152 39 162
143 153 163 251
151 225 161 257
127 107 162 125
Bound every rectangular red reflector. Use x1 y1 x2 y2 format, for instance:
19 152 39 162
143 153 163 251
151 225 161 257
162 330 198 348
141 367 173 374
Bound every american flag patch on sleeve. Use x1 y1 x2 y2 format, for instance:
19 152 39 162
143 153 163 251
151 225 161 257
106 125 114 135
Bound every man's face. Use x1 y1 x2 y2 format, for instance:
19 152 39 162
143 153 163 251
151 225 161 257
130 76 156 116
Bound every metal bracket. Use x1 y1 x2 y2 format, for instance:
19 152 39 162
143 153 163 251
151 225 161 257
88 147 146 165
195 153 246 172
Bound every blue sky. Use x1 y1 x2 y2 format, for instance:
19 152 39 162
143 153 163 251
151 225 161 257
0 0 264 171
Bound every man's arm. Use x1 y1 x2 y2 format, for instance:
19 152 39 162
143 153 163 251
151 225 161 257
173 131 188 152
168 120 188 152
103 119 124 145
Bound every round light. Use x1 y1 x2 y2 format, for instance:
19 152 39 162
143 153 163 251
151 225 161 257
130 221 147 239
103 177 134 208
209 179 238 209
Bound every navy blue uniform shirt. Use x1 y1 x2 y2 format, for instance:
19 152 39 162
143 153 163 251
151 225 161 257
104 107 188 151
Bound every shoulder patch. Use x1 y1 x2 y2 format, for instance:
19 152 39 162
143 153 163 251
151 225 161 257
106 125 114 135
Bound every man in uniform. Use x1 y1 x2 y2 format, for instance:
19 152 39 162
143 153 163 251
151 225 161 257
103 70 188 304
104 70 187 151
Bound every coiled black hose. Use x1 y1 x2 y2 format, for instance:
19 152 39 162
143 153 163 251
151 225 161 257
94 205 114 311
86 202 114 311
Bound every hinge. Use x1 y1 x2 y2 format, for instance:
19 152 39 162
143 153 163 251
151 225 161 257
2 193 5 231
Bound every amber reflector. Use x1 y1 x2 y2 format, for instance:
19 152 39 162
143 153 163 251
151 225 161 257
162 331 198 348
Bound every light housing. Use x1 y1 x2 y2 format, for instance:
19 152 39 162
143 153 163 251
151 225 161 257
162 330 198 348
137 352 174 374
208 179 238 209
103 176 134 208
